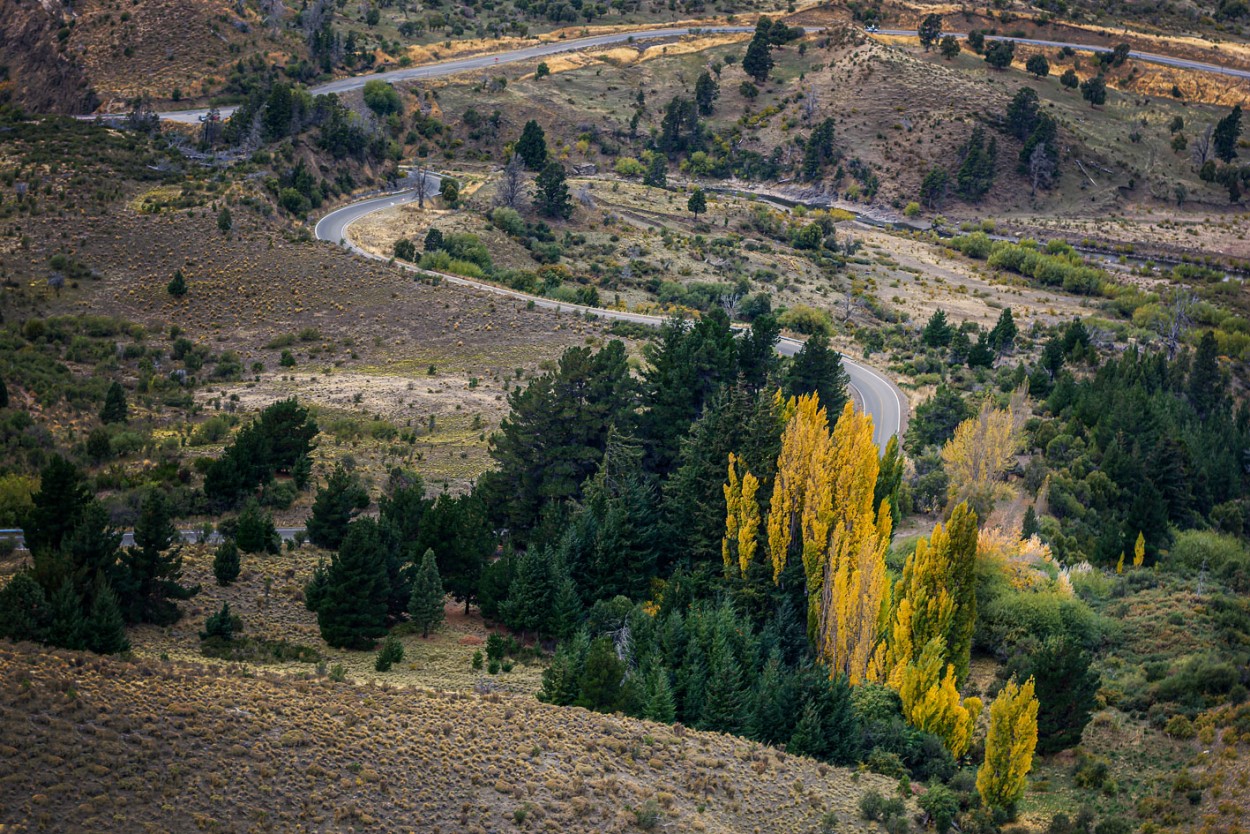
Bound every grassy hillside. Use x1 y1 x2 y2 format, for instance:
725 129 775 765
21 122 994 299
0 642 898 833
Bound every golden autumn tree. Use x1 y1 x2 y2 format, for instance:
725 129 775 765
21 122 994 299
818 401 892 685
876 502 979 688
1133 531 1146 568
766 392 834 631
896 639 983 757
977 676 1040 812
940 386 1028 511
766 395 890 683
722 453 760 578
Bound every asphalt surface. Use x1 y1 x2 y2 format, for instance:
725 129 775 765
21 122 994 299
157 26 754 124
0 528 305 550
314 186 907 451
152 24 1250 125
877 29 1250 80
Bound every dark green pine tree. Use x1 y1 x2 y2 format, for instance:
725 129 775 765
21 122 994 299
905 384 972 452
700 627 747 734
538 631 588 706
742 18 775 82
515 119 549 170
377 470 429 544
575 635 625 712
483 340 637 538
408 548 445 638
199 602 242 641
548 561 584 641
235 498 279 554
411 492 491 614
306 465 370 549
255 398 319 474
47 579 87 650
533 161 573 220
0 572 50 643
785 699 826 758
662 384 783 568
643 153 667 188
313 518 391 649
784 332 849 416
1008 636 1099 755
119 489 199 625
423 226 444 253
748 651 795 744
967 331 995 368
502 546 556 637
25 456 91 556
640 664 677 724
1189 330 1223 418
100 381 128 424
213 539 241 586
560 432 661 603
988 307 1018 355
167 269 188 298
1214 104 1243 163
641 309 739 477
955 127 997 202
85 574 130 654
922 309 954 347
1021 505 1040 540
694 71 719 116
0 375 9 408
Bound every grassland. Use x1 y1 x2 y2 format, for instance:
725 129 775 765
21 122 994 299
0 640 901 833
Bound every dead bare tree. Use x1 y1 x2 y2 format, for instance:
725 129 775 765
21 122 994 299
801 86 818 123
414 166 431 208
1192 124 1214 166
494 155 526 209
1158 288 1195 359
1029 141 1057 196
262 0 286 35
576 184 595 209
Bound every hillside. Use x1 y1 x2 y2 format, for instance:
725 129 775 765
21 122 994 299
0 642 897 833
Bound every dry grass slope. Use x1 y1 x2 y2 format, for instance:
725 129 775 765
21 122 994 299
0 644 900 833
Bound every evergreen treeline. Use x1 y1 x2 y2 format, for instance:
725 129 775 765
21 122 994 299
0 457 199 653
1034 333 1248 563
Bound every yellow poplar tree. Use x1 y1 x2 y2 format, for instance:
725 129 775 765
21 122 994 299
877 503 978 689
941 387 1028 509
766 393 834 625
1133 531 1145 568
818 402 892 684
978 676 1039 811
722 453 760 578
897 638 982 757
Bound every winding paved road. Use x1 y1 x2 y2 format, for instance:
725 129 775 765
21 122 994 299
314 186 907 450
877 29 1250 80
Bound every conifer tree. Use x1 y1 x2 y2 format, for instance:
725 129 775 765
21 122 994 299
687 187 707 218
743 18 775 82
534 161 573 220
312 519 391 649
200 602 241 641
516 119 549 170
167 269 188 298
213 539 241 586
922 310 954 347
641 664 677 724
100 382 129 424
84 574 129 654
785 332 848 416
548 564 583 641
643 153 668 188
978 677 1039 811
1020 505 1039 540
503 547 556 637
408 548 445 638
47 579 87 650
576 635 624 711
374 634 405 671
235 499 279 554
306 465 369 549
119 489 199 625
25 456 92 555
721 453 760 578
694 71 719 115
0 572 50 643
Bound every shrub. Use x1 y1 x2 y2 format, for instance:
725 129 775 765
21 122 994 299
491 207 525 236
200 603 242 641
375 634 405 671
859 789 887 821
778 304 833 336
615 157 645 177
635 799 661 829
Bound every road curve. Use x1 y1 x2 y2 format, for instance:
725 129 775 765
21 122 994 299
158 26 754 124
877 29 1250 80
314 187 907 450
